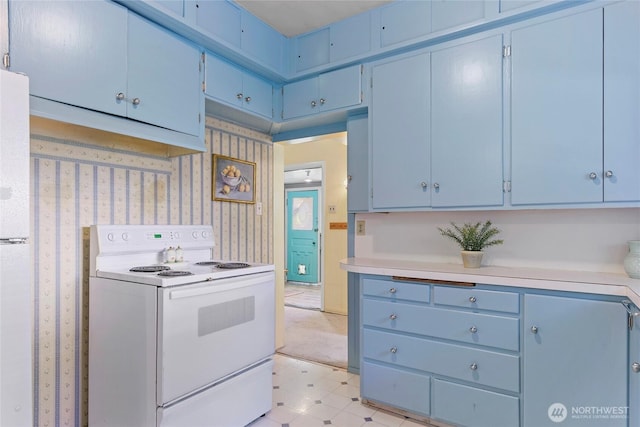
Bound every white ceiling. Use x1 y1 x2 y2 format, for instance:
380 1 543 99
235 0 392 37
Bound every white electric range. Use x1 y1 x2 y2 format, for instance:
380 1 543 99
88 224 275 427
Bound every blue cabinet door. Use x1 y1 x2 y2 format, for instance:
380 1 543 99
127 12 202 137
371 53 430 209
317 65 362 112
604 1 640 203
205 53 272 119
205 53 244 109
347 115 369 212
431 34 504 208
330 12 371 63
379 1 431 48
240 10 285 73
294 28 330 72
282 78 318 119
193 0 241 48
9 0 128 117
523 294 627 426
510 9 603 205
431 0 490 32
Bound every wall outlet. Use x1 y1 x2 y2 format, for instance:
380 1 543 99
356 220 366 236
256 202 263 216
329 205 336 213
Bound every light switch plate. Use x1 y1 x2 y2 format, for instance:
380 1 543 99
356 220 366 236
256 202 263 216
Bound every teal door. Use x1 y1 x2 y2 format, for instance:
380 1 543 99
287 190 319 283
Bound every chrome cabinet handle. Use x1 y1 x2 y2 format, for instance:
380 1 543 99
389 288 397 294
470 363 478 371
132 97 141 106
245 96 251 103
236 93 243 100
632 362 640 373
531 326 539 334
389 314 397 320
319 98 326 105
469 326 477 333
589 172 597 180
433 183 440 190
469 296 477 303
420 181 428 188
115 92 125 101
605 170 614 178
310 100 317 107
390 347 397 354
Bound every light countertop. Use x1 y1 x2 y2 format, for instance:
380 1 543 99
340 257 640 307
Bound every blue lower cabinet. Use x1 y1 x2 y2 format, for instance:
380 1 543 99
363 329 519 393
523 294 627 426
361 362 430 417
431 379 519 427
630 302 640 426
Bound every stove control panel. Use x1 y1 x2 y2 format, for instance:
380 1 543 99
91 225 215 254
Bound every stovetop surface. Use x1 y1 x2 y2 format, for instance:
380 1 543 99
96 260 275 287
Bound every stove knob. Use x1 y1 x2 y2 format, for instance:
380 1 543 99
121 232 129 241
201 231 208 239
192 231 199 239
107 233 115 241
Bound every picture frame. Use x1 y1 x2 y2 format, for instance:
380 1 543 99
212 154 256 204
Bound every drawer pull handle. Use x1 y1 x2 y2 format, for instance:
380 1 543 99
389 314 397 320
531 326 539 334
469 296 477 303
389 288 397 294
470 363 478 371
390 347 397 354
632 362 640 373
469 326 478 333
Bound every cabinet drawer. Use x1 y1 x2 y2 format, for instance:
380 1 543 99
363 299 519 351
363 329 519 392
434 286 519 313
432 379 519 427
361 362 430 417
362 277 429 303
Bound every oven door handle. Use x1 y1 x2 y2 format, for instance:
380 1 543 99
168 274 272 300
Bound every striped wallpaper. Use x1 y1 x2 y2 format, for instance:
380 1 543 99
30 116 273 426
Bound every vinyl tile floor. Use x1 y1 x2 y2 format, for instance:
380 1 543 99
248 354 438 427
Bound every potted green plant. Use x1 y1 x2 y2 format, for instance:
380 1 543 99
438 221 504 268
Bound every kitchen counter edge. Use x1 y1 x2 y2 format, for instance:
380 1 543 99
340 257 640 306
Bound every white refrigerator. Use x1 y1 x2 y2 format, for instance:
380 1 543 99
0 69 33 426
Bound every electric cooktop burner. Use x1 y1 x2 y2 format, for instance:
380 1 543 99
130 265 171 273
194 261 222 266
157 270 194 277
217 262 250 269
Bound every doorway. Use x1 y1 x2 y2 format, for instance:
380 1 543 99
284 166 323 311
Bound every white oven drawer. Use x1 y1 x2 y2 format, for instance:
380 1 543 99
157 271 275 405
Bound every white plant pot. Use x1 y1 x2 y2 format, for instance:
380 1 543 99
461 251 483 268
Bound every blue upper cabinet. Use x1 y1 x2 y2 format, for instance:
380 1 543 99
240 10 285 72
430 34 504 208
379 1 432 48
294 28 330 73
510 8 603 206
9 0 203 140
127 12 202 137
431 0 492 33
603 0 640 203
9 0 129 118
370 52 431 210
292 11 371 74
193 0 241 48
205 53 273 119
282 65 362 120
347 115 370 213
